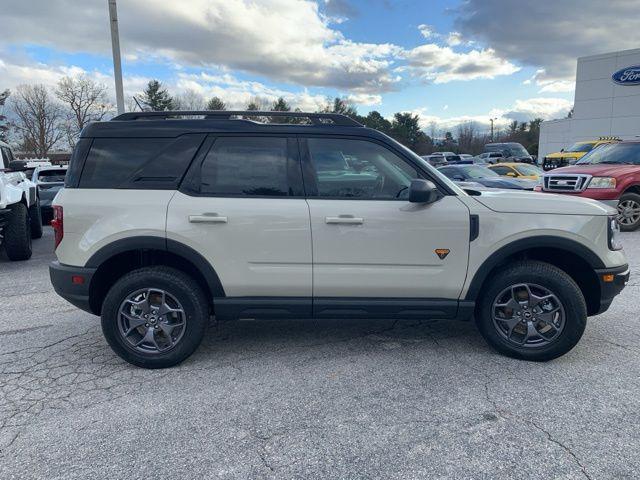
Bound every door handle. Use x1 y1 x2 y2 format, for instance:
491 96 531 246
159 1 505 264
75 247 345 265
325 215 364 225
189 214 228 224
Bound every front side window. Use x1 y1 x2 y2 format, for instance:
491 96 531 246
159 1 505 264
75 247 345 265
199 137 293 196
307 138 418 199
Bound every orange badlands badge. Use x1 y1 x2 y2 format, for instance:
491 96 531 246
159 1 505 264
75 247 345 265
435 249 450 260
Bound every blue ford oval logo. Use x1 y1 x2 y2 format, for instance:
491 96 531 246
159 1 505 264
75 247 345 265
612 65 640 85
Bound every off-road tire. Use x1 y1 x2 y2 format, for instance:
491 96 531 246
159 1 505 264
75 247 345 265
476 260 587 361
101 266 209 369
3 202 32 261
29 199 43 239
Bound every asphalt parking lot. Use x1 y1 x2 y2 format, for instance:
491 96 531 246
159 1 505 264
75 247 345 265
0 228 638 479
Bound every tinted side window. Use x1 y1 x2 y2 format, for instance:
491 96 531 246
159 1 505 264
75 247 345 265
1 147 14 168
79 135 204 189
307 138 418 199
199 137 292 196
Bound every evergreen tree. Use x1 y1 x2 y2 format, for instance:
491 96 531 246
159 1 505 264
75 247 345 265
0 89 10 142
391 112 430 153
361 111 392 133
246 100 260 111
139 80 174 111
206 96 226 110
271 97 291 111
326 97 358 118
270 97 292 123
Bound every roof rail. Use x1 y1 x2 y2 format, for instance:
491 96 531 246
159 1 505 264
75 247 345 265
111 110 363 127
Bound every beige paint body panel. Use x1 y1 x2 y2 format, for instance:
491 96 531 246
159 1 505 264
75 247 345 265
308 196 471 298
166 192 312 297
53 189 173 266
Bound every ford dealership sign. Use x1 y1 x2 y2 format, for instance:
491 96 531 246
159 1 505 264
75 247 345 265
612 65 640 85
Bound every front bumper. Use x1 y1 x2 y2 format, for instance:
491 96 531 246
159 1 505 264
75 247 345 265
594 264 630 315
49 261 97 314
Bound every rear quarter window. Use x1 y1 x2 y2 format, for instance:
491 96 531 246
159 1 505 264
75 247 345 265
78 134 205 189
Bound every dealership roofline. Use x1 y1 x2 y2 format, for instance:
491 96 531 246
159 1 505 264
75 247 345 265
578 47 640 62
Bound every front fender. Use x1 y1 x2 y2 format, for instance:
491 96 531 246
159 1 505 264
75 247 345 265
0 182 27 209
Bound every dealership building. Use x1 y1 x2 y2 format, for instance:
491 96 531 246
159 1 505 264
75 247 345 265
539 47 640 159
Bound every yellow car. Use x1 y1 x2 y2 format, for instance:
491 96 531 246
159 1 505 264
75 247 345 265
487 162 543 180
542 137 620 171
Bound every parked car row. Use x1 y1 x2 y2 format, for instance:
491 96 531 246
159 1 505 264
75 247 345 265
422 142 535 167
542 137 620 171
538 140 640 231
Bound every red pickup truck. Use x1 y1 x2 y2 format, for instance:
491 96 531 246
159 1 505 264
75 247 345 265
538 141 640 231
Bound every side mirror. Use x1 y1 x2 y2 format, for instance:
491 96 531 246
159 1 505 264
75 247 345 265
506 172 517 177
409 179 439 204
8 160 27 172
452 175 465 181
560 148 565 152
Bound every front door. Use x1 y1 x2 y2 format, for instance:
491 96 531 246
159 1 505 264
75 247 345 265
301 137 471 316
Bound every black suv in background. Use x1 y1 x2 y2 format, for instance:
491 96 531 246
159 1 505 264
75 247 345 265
484 142 534 164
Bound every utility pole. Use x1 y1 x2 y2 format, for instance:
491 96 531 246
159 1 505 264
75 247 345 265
490 117 497 141
108 0 125 115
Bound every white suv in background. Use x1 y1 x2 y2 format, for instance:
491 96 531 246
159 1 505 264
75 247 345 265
0 141 43 260
50 111 629 368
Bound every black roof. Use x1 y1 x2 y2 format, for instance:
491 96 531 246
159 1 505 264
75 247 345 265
81 111 384 139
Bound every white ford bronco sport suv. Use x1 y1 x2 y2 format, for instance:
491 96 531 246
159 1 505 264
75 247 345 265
49 111 629 368
0 140 43 260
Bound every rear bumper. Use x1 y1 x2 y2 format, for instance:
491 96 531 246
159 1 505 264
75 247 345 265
49 261 97 314
594 264 630 315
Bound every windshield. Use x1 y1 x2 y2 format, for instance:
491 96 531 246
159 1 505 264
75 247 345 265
463 166 499 179
565 142 594 153
576 143 640 165
514 164 543 176
389 140 467 196
506 144 529 157
37 169 67 183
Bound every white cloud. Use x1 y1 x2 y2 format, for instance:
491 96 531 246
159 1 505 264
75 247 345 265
0 0 401 94
404 44 520 83
418 24 437 39
446 32 463 47
455 0 640 81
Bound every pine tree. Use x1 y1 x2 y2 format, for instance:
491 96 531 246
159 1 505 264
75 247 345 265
271 97 291 111
206 97 226 110
140 80 174 111
0 89 10 142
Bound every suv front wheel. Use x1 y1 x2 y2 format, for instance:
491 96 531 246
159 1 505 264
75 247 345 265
101 267 209 368
476 261 587 361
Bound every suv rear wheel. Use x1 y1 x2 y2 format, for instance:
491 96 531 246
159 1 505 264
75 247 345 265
476 261 587 361
617 192 640 232
101 266 209 368
3 202 32 261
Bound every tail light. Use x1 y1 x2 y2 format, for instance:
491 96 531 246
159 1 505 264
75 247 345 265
51 205 64 249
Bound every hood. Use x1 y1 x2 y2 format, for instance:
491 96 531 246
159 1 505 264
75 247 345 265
473 190 615 216
552 164 640 177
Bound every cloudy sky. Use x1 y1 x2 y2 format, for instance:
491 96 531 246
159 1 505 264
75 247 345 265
1 0 639 132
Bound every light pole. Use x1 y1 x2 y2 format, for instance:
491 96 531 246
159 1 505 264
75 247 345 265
490 117 497 141
108 0 125 115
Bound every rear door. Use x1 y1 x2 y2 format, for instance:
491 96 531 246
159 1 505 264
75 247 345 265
166 135 312 317
301 136 471 317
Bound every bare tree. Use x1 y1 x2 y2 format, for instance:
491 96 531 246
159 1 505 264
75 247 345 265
0 89 10 143
12 84 65 157
55 76 109 147
174 89 206 110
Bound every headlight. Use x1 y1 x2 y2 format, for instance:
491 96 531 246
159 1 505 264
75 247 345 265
608 216 623 251
588 177 616 189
